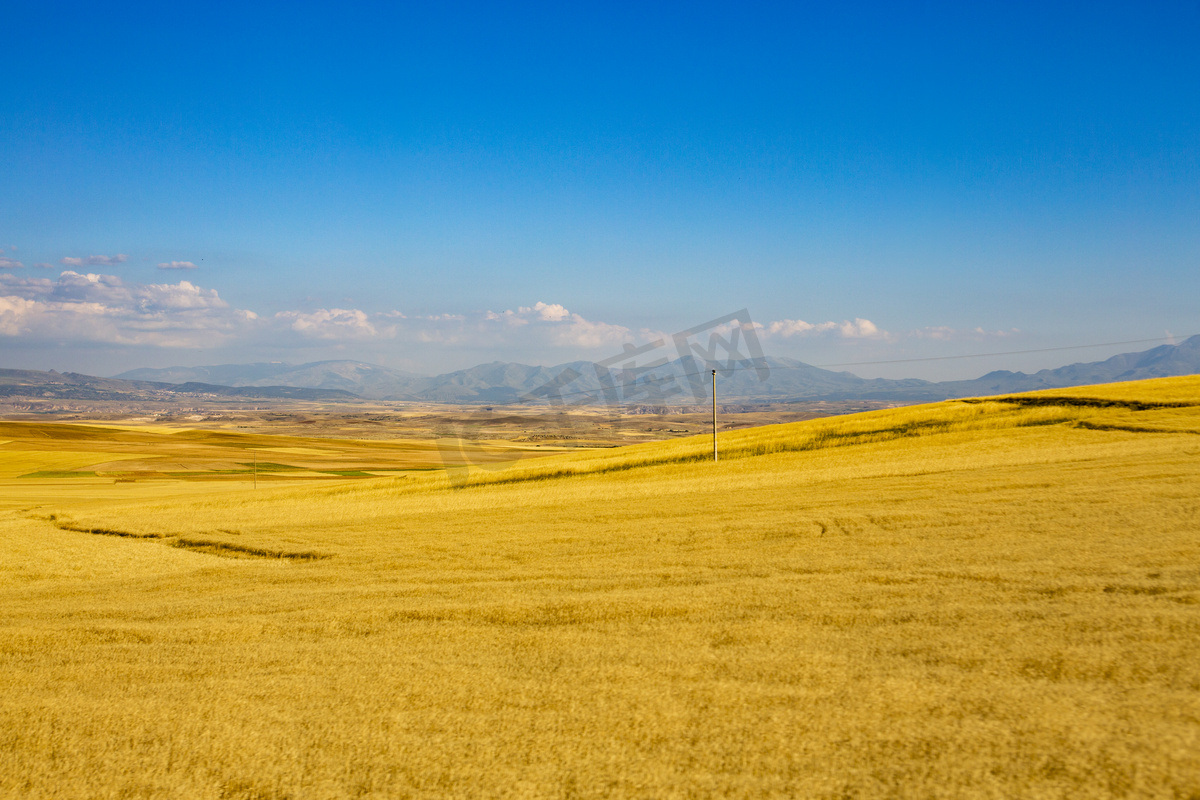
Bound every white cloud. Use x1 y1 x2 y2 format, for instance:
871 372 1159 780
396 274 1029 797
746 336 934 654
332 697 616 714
485 309 529 326
0 275 643 358
764 319 815 336
0 271 254 347
763 317 886 339
275 308 388 340
88 254 128 266
475 301 632 349
839 318 880 338
158 261 198 270
761 318 1024 344
32 262 54 269
909 326 1020 340
258 299 632 352
485 302 569 325
530 301 570 322
0 296 39 336
61 254 128 267
0 257 24 269
551 314 631 348
910 325 956 341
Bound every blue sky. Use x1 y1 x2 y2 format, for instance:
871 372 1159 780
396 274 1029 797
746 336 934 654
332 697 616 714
2 1 1197 379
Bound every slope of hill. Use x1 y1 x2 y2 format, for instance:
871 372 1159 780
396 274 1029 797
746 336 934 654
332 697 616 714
4 376 1198 797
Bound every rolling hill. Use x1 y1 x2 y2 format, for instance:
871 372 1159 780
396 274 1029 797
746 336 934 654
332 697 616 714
3 375 1198 797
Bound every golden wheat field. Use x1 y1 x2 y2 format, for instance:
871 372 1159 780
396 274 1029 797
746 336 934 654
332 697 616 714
2 376 1200 799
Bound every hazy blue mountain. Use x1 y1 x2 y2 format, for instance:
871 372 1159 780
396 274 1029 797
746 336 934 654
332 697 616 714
115 356 933 403
107 336 1200 404
0 369 357 401
117 362 303 385
932 335 1200 398
405 361 594 404
119 360 423 400
0 369 167 401
167 382 359 400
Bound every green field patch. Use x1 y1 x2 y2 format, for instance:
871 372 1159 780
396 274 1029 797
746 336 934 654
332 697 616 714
373 467 441 472
319 466 425 476
159 462 307 476
19 470 98 478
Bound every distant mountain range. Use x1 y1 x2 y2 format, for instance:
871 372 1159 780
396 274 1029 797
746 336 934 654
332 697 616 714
106 335 1200 405
3 337 1196 407
0 369 357 403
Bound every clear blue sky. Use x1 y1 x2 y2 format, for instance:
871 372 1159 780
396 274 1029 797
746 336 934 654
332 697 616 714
2 1 1197 379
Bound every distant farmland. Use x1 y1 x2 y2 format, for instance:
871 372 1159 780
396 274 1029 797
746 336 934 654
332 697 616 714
2 376 1199 798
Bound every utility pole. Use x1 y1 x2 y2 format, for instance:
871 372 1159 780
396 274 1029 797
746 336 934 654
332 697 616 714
712 369 718 462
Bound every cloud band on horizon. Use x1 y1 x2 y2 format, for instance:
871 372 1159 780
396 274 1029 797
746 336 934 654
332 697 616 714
0 270 1013 361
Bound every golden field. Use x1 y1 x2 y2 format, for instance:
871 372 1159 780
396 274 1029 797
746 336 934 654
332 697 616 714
2 376 1200 798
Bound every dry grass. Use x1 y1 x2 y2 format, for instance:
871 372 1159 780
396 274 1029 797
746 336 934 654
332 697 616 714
2 377 1200 798
0 421 563 512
